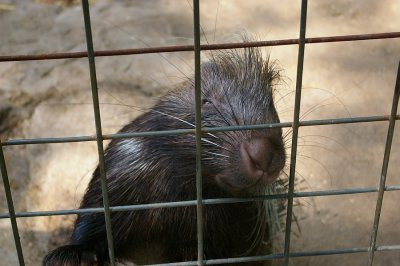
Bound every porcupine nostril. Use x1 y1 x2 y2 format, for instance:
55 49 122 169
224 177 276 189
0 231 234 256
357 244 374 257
240 137 275 183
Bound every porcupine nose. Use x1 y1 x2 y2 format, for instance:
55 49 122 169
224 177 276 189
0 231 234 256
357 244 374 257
240 137 277 184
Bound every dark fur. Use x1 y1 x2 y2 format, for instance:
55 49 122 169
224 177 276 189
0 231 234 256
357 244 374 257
43 47 286 265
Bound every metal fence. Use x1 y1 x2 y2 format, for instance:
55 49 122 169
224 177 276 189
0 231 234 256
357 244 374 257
1 0 400 265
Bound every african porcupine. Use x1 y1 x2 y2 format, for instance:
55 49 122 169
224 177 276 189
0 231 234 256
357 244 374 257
43 46 286 266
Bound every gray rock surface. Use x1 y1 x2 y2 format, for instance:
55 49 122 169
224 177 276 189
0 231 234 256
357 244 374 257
0 0 399 265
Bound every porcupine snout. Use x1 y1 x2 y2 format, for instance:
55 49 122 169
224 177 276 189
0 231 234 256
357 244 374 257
215 132 285 193
239 136 283 186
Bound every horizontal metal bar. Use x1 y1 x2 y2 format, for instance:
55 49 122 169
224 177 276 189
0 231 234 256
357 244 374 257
290 245 400 257
3 135 96 146
147 261 198 266
1 185 399 219
3 115 400 146
298 115 400 127
376 245 400 251
144 245 400 266
294 185 400 197
1 32 400 62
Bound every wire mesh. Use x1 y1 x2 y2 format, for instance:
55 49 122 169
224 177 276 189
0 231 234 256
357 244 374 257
0 0 399 265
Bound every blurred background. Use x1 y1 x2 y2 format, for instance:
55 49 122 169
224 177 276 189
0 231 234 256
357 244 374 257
0 0 399 265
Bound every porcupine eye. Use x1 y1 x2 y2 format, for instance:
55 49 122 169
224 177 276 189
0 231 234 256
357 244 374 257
202 98 213 105
201 98 214 115
201 98 217 128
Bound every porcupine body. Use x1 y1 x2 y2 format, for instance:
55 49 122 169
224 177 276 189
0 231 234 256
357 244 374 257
43 46 287 266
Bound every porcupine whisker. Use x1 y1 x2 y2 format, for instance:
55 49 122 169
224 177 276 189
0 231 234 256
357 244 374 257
300 102 339 121
109 103 225 146
222 86 241 125
202 159 229 165
103 19 192 80
296 154 333 183
202 156 227 161
201 119 237 145
208 100 234 128
274 89 295 106
297 143 347 160
300 134 351 155
251 182 285 254
304 87 351 118
276 86 350 121
224 131 246 149
212 1 220 43
102 99 222 143
204 151 229 158
200 138 232 154
185 0 211 45
97 21 231 143
241 100 247 126
282 129 293 142
284 133 347 177
130 106 223 142
288 170 315 214
211 132 236 151
293 89 350 123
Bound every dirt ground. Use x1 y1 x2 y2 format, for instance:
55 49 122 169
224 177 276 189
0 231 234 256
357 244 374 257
0 0 399 265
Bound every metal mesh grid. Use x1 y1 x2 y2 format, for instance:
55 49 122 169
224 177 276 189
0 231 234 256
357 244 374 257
0 0 399 265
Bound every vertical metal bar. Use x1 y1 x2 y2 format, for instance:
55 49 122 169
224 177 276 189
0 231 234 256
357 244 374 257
367 62 400 265
0 141 25 265
80 0 115 265
283 0 308 265
193 0 204 265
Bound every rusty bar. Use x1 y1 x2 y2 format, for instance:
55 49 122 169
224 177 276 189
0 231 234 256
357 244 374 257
1 32 400 62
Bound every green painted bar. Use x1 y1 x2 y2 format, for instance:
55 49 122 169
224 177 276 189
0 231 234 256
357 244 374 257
0 141 25 265
80 0 115 264
283 1 308 265
1 185 400 219
192 1 204 265
3 115 399 146
368 61 400 265
144 245 400 266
